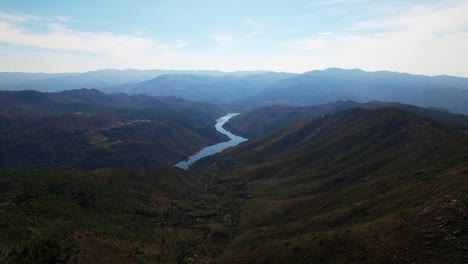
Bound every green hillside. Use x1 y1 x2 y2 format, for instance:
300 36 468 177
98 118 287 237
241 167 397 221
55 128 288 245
194 108 468 263
0 168 237 263
226 101 468 138
1 106 468 263
0 90 227 169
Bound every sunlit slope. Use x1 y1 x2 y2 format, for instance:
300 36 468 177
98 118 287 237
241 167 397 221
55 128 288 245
195 108 468 263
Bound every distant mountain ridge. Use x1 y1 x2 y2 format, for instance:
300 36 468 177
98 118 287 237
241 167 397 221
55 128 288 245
107 68 468 114
244 68 468 113
2 67 468 114
0 69 274 92
104 72 296 104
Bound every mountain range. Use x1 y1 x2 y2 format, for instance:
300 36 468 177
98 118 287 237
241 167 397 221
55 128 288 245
3 68 468 114
245 68 468 113
100 72 296 105
0 69 272 92
1 68 468 263
100 68 468 114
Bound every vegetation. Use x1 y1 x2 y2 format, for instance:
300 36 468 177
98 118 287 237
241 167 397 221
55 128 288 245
0 89 227 169
194 108 468 263
1 99 468 263
226 100 468 138
0 168 238 263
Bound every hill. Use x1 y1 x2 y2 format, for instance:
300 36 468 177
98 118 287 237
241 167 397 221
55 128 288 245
3 68 468 114
104 68 468 114
0 89 225 135
242 68 468 114
0 90 227 169
193 108 468 263
1 107 467 263
2 69 468 263
102 72 296 106
226 100 468 138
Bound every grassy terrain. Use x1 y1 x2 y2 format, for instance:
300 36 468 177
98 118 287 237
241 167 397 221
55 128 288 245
195 108 468 263
1 107 467 263
0 167 239 263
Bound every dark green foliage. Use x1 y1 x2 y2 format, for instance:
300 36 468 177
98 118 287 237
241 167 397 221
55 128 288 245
0 115 220 169
194 108 468 263
226 100 468 138
1 103 468 263
0 168 236 263
0 89 227 169
6 237 77 264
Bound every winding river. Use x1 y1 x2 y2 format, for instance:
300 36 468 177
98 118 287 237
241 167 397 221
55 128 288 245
175 113 247 169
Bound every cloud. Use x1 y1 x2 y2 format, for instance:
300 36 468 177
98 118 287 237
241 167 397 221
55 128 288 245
0 12 187 61
244 18 263 38
210 18 263 49
210 34 237 46
283 35 330 50
55 16 74 23
307 0 372 9
244 18 255 26
0 11 49 23
315 0 370 5
1 2 468 77
279 0 468 76
348 1 468 32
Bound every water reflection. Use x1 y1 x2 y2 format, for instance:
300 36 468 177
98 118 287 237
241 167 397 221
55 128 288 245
175 113 247 169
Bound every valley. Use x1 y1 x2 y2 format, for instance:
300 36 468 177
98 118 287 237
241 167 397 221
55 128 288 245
2 1 468 262
175 113 247 169
193 108 468 263
1 69 468 263
0 89 228 169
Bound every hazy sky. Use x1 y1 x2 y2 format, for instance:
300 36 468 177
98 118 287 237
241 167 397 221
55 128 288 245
0 0 468 76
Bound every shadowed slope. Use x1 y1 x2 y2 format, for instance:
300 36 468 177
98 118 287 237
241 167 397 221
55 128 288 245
226 101 468 138
0 89 228 169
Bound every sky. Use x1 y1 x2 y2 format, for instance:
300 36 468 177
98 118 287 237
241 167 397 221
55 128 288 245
0 0 468 76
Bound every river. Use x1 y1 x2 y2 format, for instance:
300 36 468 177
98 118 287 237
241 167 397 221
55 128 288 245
174 113 247 169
